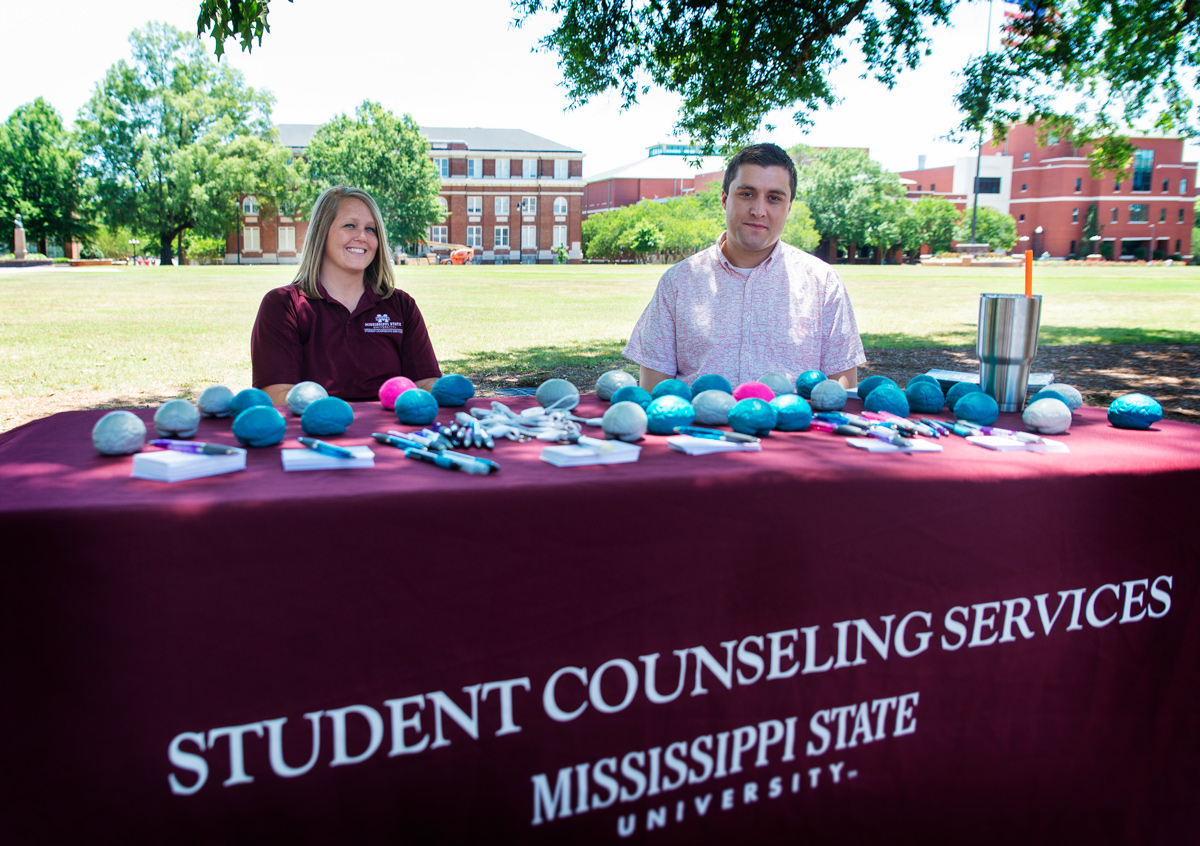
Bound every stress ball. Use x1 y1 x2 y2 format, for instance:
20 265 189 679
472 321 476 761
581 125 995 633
691 374 733 397
154 399 200 438
232 406 286 447
857 375 897 403
646 395 696 435
866 385 910 418
1107 393 1163 430
955 392 1000 426
795 370 826 399
907 374 942 391
610 385 652 409
197 385 234 418
395 389 439 425
595 370 637 401
431 374 475 407
537 378 581 411
693 389 737 425
733 381 775 402
287 381 329 416
229 388 274 417
1031 384 1083 412
301 396 355 436
650 379 692 402
92 410 146 456
728 398 777 436
602 401 648 442
1023 397 1072 434
377 377 415 410
905 381 945 414
771 394 813 432
809 380 848 412
758 373 795 397
946 381 982 411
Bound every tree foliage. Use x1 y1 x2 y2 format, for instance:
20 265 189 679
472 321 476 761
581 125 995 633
76 22 292 263
792 145 907 259
0 98 91 250
584 191 723 262
303 101 444 251
952 206 1016 252
906 195 961 254
196 0 289 56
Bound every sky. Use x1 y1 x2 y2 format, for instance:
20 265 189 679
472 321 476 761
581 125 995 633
1 0 1181 177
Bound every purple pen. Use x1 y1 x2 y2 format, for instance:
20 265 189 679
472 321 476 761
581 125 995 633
149 439 239 455
957 421 1045 443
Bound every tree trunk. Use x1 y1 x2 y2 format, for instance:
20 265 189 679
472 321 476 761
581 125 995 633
177 230 186 265
827 237 838 264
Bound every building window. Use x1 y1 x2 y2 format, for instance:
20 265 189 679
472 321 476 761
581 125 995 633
1019 214 1025 222
434 158 449 178
1129 203 1148 222
1074 178 1082 193
1177 239 1182 253
523 158 538 179
521 196 537 215
1163 177 1170 193
494 226 509 249
522 225 537 248
930 183 936 191
436 197 448 221
553 196 568 215
242 196 258 215
552 225 567 248
1160 208 1167 222
431 225 447 243
467 158 482 178
279 226 295 252
494 159 510 179
554 159 568 179
1181 179 1188 195
1071 208 1078 223
1022 152 1030 161
467 196 482 215
494 196 510 215
1111 208 1118 223
1021 183 1027 192
975 177 1001 194
466 226 482 248
917 184 922 191
1114 181 1121 192
1070 240 1076 255
1180 208 1186 224
243 227 260 252
1131 150 1154 191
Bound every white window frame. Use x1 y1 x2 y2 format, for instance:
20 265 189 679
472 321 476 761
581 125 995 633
466 226 482 248
494 226 509 249
278 226 295 252
522 225 537 248
467 158 482 178
434 158 449 178
431 225 447 244
243 226 260 252
554 159 568 179
494 159 510 179
494 196 510 215
1181 179 1189 195
242 196 259 215
1129 203 1149 223
436 197 448 220
467 196 483 215
521 196 537 215
552 225 567 248
553 196 568 215
1071 208 1078 223
523 158 538 179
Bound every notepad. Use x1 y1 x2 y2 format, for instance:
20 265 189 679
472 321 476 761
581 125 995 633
966 435 1069 453
540 441 641 467
667 435 762 455
131 448 247 482
846 438 943 454
281 445 376 471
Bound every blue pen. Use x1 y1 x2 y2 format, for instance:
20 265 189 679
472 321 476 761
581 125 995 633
298 437 356 459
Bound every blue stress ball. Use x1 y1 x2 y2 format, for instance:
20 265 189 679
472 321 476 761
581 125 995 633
955 391 1000 426
809 380 848 412
286 381 329 416
691 374 733 397
431 374 475 407
1107 393 1163 430
770 394 813 431
693 389 737 425
650 379 693 402
595 370 637 401
197 385 234 418
795 370 826 399
646 395 696 435
229 387 274 417
92 410 147 456
301 396 355 436
907 374 942 391
728 398 777 436
904 380 945 414
865 384 910 418
945 381 982 411
610 385 652 409
153 399 200 438
395 389 439 425
856 375 897 403
232 405 286 447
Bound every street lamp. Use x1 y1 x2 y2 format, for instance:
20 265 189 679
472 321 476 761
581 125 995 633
128 239 139 265
1033 226 1044 258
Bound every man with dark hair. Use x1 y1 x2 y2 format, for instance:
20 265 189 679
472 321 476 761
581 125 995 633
624 143 864 392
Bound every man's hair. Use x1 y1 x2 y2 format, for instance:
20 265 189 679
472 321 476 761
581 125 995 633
293 185 396 299
722 143 797 200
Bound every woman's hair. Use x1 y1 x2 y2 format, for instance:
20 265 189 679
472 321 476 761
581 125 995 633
293 186 396 298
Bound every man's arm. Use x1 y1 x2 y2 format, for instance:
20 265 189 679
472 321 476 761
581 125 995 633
263 384 293 406
415 377 437 391
829 367 858 389
639 366 673 392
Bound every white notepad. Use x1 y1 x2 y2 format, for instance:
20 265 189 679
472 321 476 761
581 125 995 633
131 448 247 482
540 441 641 467
967 435 1069 453
667 435 762 455
281 445 376 471
846 438 943 454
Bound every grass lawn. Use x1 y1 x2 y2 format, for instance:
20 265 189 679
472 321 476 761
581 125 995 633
2 261 1198 431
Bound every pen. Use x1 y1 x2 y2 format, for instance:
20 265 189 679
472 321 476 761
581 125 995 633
298 437 356 459
872 411 936 437
149 439 240 455
404 447 491 475
375 433 499 473
810 420 867 436
675 426 760 444
866 426 914 448
955 421 1046 443
919 418 949 437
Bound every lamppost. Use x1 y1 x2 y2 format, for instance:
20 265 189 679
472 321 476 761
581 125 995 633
1089 234 1102 259
1149 222 1157 262
1017 234 1030 258
1033 226 1044 258
128 238 139 264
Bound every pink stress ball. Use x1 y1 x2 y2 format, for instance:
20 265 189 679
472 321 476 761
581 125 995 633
733 381 775 402
379 376 417 409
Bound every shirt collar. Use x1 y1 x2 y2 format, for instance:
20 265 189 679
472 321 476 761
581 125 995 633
716 232 784 272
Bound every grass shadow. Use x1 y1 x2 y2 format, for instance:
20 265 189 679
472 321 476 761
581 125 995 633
440 339 636 391
862 326 1200 348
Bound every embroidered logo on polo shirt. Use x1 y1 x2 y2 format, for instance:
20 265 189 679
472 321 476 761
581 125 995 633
365 314 404 334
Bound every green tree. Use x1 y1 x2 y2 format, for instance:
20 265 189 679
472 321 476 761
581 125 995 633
0 98 92 252
304 101 444 251
1079 202 1101 257
780 200 820 252
908 196 961 254
953 206 1017 252
76 22 288 264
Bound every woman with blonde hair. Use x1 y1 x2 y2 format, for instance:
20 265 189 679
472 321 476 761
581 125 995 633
251 186 441 403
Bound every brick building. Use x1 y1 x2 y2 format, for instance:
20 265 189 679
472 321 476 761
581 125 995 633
225 125 585 264
583 144 725 218
900 124 1197 259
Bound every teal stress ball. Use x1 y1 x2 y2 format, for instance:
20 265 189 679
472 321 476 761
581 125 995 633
301 396 355 436
757 373 795 397
395 389 439 425
197 385 234 417
229 387 274 416
431 374 475 407
945 381 982 411
809 380 848 411
1031 384 1084 412
536 378 581 410
865 384 911 418
595 369 637 401
693 389 737 425
1107 393 1163 430
651 379 692 402
770 394 813 431
646 395 696 435
907 374 941 391
691 374 733 397
728 398 777 436
795 370 826 399
955 391 1000 426
610 385 652 409
232 405 286 447
92 410 147 455
286 381 328 416
154 399 200 438
904 380 945 414
857 375 897 403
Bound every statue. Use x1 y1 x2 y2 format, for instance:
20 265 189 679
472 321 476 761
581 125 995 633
12 214 27 259
13 214 22 229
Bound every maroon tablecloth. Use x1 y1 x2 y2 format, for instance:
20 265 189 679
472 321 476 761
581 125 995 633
2 397 1198 844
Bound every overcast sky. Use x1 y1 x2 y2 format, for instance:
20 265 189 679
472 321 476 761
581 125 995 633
3 0 1188 177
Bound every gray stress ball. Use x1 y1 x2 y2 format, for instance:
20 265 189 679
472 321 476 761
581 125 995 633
602 401 648 442
1023 397 1072 434
595 370 637 401
286 381 328 416
153 398 200 438
197 385 234 417
693 389 737 425
809 380 848 411
757 373 795 397
1032 384 1083 412
536 378 581 411
93 410 147 455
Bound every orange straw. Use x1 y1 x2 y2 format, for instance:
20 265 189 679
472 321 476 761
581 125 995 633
1024 250 1033 298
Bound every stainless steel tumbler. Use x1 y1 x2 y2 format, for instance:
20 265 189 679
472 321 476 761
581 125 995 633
977 293 1042 412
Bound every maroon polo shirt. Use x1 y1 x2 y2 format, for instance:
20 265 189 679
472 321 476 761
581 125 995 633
251 282 442 401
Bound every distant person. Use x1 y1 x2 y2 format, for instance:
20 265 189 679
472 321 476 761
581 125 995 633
623 143 865 391
251 186 442 403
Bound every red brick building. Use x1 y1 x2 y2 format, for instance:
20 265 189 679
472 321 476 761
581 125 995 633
584 144 726 218
900 124 1198 259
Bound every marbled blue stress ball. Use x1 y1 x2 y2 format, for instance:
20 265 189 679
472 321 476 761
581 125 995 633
728 398 777 436
395 389 439 425
92 410 146 455
954 391 1000 426
153 399 200 438
286 381 328 416
595 370 637 402
691 374 733 397
945 381 982 411
301 396 355 436
1107 393 1163 430
646 395 696 435
229 387 274 416
692 389 737 425
197 385 234 418
602 401 648 442
232 406 286 447
906 374 942 391
795 370 826 399
432 374 475 407
770 394 813 431
757 373 795 397
536 378 580 411
1023 397 1072 434
650 379 693 402
856 375 897 403
904 380 944 415
808 380 847 412
865 385 910 418
610 385 652 409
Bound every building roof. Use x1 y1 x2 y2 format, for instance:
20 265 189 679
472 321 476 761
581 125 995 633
274 124 580 154
587 154 727 183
